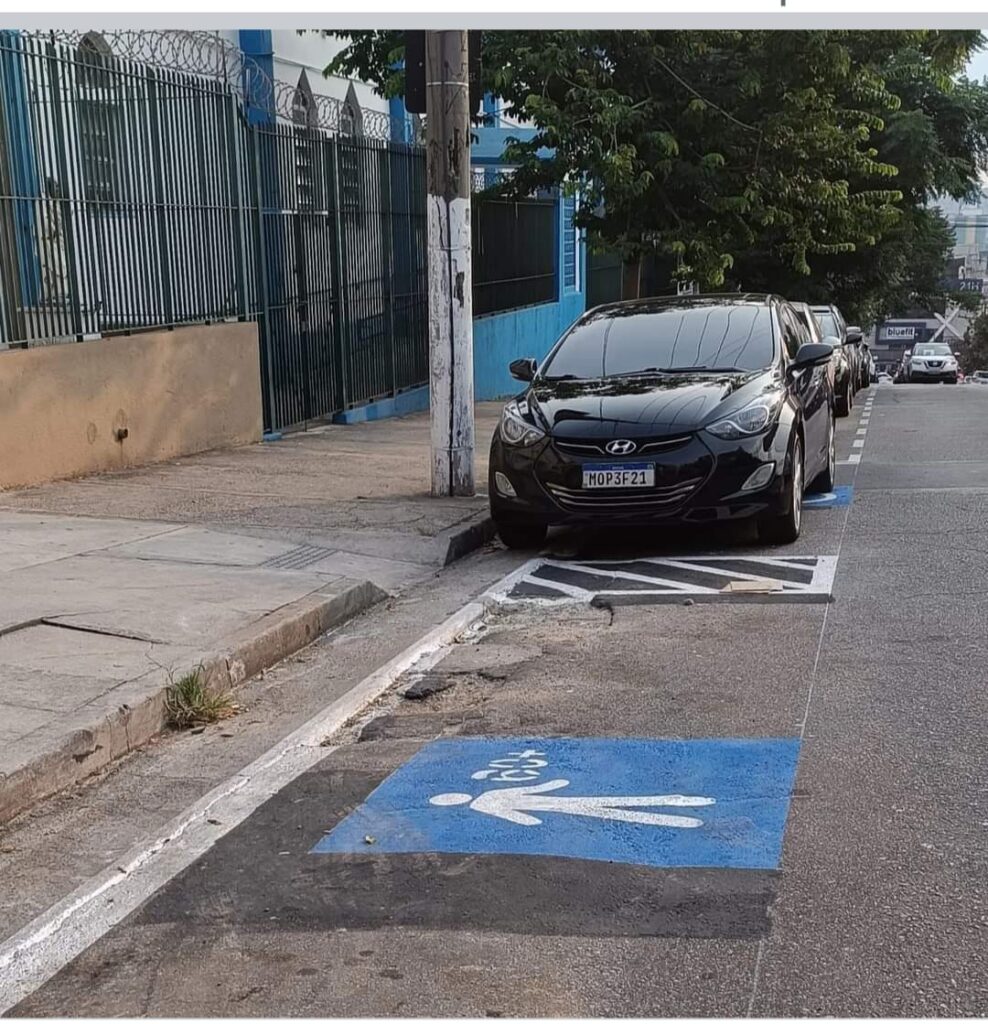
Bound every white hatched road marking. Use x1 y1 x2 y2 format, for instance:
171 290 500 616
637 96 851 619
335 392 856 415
494 555 838 605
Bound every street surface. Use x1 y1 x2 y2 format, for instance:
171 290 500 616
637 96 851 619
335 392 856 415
3 382 988 1016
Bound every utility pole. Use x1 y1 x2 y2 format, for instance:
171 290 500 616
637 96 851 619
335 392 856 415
425 30 475 497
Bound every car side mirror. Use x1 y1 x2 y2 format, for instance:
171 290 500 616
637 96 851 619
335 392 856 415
509 357 537 382
821 335 841 348
788 343 834 375
846 327 863 344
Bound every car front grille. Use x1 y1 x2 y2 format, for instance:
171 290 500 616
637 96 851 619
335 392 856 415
553 434 693 458
545 475 705 513
925 361 943 368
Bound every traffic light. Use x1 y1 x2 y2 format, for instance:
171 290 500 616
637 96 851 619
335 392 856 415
404 31 426 115
403 31 482 119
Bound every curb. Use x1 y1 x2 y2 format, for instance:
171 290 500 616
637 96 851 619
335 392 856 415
0 579 386 827
441 512 496 566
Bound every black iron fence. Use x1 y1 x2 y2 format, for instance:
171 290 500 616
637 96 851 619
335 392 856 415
472 195 556 317
1 30 560 429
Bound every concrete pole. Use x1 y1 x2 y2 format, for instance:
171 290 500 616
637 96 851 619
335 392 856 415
426 30 475 497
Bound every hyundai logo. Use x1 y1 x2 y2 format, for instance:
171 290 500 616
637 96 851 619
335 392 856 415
605 439 638 455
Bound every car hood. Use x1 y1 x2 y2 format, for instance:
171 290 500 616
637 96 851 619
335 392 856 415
529 371 773 439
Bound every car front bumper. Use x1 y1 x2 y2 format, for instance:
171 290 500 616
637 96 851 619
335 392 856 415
489 428 792 527
909 367 958 382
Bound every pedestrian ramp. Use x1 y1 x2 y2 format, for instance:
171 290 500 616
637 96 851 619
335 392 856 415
494 554 838 605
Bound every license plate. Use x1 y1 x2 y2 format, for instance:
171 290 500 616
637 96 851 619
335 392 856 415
582 463 654 489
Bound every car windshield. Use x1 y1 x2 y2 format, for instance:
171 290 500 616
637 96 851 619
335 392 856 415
795 310 823 343
812 311 839 340
914 344 952 356
541 303 776 379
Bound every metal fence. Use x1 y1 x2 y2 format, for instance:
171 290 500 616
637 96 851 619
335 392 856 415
1 30 559 429
253 123 426 428
472 196 557 317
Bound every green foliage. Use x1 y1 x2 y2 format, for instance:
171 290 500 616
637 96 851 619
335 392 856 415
322 29 988 317
164 667 237 729
956 308 988 372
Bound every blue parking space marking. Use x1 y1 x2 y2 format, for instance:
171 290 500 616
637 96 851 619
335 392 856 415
313 736 801 870
803 485 853 509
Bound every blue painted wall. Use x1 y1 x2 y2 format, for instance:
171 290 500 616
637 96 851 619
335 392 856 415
473 291 585 400
469 124 587 401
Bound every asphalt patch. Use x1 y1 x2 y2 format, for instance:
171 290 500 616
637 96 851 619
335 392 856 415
112 757 778 942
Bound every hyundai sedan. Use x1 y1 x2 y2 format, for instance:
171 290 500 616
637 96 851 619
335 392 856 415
488 294 835 549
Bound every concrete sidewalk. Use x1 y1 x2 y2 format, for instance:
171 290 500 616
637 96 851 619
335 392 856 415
0 404 501 823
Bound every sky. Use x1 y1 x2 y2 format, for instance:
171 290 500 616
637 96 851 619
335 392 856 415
966 42 988 82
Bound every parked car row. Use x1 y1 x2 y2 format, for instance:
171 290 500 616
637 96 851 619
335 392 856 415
489 292 849 550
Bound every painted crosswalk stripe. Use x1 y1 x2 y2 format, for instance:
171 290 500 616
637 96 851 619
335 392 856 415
495 555 838 605
852 439 865 447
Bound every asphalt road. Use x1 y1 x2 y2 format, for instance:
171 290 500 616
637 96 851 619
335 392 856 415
5 381 988 1016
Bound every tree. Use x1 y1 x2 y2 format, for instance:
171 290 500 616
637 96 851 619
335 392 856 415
324 30 988 318
956 308 988 372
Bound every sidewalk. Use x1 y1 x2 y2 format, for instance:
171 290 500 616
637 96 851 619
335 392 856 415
0 404 501 823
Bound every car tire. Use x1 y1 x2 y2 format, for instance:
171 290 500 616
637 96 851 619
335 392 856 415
809 418 836 493
493 516 548 550
758 438 803 545
946 377 958 385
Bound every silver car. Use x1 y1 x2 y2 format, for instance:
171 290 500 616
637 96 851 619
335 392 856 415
905 343 959 384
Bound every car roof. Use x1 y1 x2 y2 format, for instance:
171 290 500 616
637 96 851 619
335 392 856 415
587 293 785 316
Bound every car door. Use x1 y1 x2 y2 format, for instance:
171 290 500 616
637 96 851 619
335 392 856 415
781 304 828 472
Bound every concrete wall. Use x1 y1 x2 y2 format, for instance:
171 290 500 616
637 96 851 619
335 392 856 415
0 323 261 490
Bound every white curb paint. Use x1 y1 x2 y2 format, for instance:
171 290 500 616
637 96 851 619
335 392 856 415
0 563 537 1015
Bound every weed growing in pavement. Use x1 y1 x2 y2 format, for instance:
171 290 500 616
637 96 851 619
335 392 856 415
164 667 237 728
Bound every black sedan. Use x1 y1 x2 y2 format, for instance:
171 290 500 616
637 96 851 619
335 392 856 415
488 294 836 548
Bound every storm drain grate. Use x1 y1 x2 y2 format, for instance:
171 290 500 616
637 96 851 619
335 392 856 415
261 544 335 571
495 555 838 605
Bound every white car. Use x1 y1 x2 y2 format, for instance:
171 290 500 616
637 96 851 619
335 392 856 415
905 343 959 384
970 370 988 385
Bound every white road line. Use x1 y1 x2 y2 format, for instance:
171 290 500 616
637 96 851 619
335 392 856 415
0 564 535 1015
651 557 807 589
536 560 706 593
852 439 864 448
856 428 867 435
838 454 862 465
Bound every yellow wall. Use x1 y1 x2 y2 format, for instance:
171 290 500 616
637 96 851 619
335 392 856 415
0 323 262 490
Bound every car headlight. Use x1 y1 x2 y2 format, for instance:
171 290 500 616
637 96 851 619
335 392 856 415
500 398 546 447
706 392 785 441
